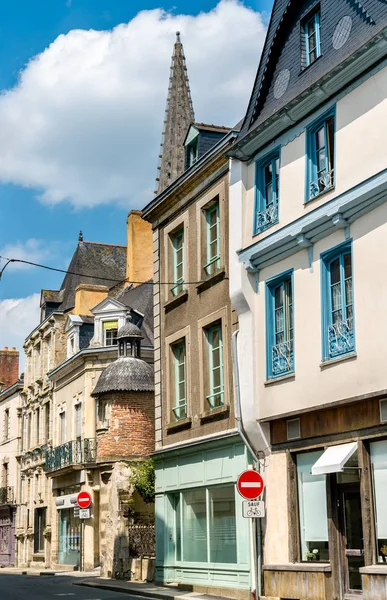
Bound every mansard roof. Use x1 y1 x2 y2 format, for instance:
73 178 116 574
239 0 387 142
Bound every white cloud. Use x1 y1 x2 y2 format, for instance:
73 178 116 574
0 239 54 270
0 294 40 372
0 0 266 208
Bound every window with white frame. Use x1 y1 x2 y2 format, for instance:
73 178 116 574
297 451 329 561
204 201 220 276
171 229 184 296
370 440 387 562
103 321 118 346
171 339 187 421
321 241 354 361
204 322 224 410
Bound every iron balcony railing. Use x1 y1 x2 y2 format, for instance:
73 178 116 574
328 317 354 358
44 438 97 473
0 486 14 505
272 340 294 377
310 169 335 199
256 204 279 233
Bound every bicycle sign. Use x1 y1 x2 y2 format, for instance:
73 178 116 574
242 500 265 518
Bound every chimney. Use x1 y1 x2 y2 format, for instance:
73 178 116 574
126 210 153 287
73 284 109 316
0 347 19 389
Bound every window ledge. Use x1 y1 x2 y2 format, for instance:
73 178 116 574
263 562 331 573
200 405 229 424
166 416 192 434
164 290 188 313
359 565 387 575
264 372 295 386
320 352 357 369
196 269 226 294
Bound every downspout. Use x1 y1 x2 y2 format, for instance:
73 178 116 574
232 330 262 599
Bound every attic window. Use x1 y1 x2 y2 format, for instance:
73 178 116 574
103 321 118 346
302 8 321 68
188 139 198 167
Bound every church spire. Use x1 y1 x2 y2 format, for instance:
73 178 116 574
155 32 195 194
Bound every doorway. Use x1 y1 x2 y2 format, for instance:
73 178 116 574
338 482 364 597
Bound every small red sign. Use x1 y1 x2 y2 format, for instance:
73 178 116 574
237 470 264 500
77 491 92 509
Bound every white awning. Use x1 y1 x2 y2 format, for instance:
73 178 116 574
311 442 358 475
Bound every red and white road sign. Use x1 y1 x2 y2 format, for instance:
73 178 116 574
237 470 264 500
77 491 92 509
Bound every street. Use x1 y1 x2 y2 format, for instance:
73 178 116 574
0 575 145 600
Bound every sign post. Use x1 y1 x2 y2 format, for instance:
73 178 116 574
76 491 92 571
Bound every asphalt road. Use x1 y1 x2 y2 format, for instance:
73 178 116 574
0 575 144 600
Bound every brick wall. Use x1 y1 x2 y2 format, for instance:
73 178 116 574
0 348 19 389
97 391 155 459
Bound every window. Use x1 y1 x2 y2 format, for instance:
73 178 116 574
2 462 8 488
171 229 184 296
103 321 118 346
370 441 387 562
75 404 82 441
302 10 321 67
321 242 354 361
188 139 198 167
34 507 46 554
27 413 32 450
4 408 9 441
306 110 335 200
266 271 294 378
255 150 280 234
171 340 187 420
45 403 50 442
170 486 237 565
36 407 40 445
297 451 329 561
60 411 66 445
204 202 221 276
204 322 224 410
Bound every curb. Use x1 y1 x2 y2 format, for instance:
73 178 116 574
75 580 187 599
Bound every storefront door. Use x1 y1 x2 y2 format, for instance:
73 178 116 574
58 508 81 567
339 484 364 597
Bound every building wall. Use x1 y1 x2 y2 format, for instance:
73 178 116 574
242 64 387 250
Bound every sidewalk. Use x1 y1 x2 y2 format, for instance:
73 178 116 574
0 567 100 577
75 579 234 600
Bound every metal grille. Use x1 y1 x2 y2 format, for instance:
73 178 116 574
128 525 155 558
44 439 97 473
0 488 14 506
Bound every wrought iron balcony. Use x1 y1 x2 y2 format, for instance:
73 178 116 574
44 438 97 474
328 317 354 358
310 169 334 199
0 486 14 505
256 204 278 233
272 340 294 377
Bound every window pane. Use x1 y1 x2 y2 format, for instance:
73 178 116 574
210 487 237 563
344 253 352 279
326 117 335 170
370 441 387 562
297 452 329 562
274 284 283 309
330 258 340 285
331 283 342 312
316 127 325 150
275 307 284 334
182 490 207 562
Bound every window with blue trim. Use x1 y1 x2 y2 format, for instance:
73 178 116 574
171 229 184 296
306 111 335 201
171 339 187 421
204 201 220 276
266 272 294 378
302 10 321 68
255 150 280 234
204 322 224 409
322 242 354 361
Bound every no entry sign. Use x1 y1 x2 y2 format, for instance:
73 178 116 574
77 491 92 509
237 470 264 500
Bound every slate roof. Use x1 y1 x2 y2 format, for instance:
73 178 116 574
41 241 127 316
239 0 387 139
117 282 154 347
91 357 154 395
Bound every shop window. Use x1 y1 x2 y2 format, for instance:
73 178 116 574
297 451 329 561
34 507 46 553
169 486 237 565
370 441 387 562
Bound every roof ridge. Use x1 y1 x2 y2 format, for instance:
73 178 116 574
82 241 127 248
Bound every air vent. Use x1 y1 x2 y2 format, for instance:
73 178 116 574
287 418 301 441
380 399 387 423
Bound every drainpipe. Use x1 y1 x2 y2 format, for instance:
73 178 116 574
232 330 264 600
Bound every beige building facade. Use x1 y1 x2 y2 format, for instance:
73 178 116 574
229 2 387 599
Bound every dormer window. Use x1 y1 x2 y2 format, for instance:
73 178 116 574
188 139 198 167
302 9 321 68
103 321 118 346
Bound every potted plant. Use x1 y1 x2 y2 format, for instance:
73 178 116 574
305 549 319 562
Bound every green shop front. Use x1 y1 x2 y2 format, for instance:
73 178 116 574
155 435 252 594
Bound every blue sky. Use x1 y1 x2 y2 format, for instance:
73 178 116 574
0 0 272 354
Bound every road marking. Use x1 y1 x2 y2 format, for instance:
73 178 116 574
55 594 75 596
